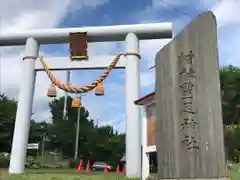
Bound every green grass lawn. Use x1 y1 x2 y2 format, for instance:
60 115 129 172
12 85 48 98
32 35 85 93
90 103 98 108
227 163 240 180
0 164 239 180
0 169 139 180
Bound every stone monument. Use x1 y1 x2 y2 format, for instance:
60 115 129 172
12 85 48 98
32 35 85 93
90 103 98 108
155 11 228 180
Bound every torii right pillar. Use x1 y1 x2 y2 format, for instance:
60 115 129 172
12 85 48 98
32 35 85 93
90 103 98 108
155 11 228 180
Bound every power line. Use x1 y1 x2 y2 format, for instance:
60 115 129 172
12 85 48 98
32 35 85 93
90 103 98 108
210 0 225 12
149 65 155 70
158 0 224 19
158 0 195 18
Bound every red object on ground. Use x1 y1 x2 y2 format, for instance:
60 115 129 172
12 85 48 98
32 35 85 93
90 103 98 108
104 164 108 173
115 164 120 173
76 160 83 172
86 160 91 173
122 167 125 173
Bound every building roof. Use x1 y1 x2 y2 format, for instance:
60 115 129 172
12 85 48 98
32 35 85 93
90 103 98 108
134 92 155 105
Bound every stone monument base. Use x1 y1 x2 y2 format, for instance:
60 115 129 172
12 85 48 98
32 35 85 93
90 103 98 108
157 178 230 180
147 175 230 180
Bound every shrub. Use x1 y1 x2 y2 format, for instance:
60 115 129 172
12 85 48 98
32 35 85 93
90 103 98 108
25 156 41 169
68 158 81 169
224 124 240 163
0 156 10 168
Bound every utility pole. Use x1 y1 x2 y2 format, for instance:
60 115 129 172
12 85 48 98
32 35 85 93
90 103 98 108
96 116 99 127
63 70 70 119
74 95 81 160
41 133 45 167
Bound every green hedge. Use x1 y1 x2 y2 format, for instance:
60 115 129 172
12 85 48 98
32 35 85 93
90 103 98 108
0 155 43 169
25 156 41 169
224 124 240 163
68 158 82 169
0 156 10 168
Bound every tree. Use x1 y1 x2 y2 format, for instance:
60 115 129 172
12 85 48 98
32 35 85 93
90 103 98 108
220 66 240 124
0 93 48 154
219 66 240 162
0 94 17 152
48 96 95 157
47 96 125 166
29 121 48 143
224 124 240 162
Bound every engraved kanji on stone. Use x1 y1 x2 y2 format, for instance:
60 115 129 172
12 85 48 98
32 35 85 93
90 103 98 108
182 135 199 150
181 91 193 100
178 51 196 77
180 80 194 91
180 118 198 130
180 79 195 98
182 102 196 114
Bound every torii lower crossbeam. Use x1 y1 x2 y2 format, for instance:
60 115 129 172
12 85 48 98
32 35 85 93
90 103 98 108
34 55 126 71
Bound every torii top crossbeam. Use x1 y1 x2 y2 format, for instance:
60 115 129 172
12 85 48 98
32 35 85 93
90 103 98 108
0 22 172 46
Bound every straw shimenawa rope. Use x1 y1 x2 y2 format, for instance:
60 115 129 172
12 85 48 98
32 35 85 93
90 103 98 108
39 52 141 93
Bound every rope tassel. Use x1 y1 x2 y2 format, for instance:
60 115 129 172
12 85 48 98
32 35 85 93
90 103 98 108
39 52 140 94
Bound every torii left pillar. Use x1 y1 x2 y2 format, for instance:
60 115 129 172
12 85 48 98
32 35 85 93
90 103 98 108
9 37 39 173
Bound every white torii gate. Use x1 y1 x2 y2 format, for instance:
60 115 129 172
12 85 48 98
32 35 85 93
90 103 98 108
0 23 172 178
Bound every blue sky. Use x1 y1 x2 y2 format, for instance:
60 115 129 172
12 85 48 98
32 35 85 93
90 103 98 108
1 0 240 132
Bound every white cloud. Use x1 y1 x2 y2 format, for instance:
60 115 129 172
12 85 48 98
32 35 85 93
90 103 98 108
100 114 125 133
0 0 109 33
212 0 240 27
211 0 240 66
138 31 171 89
140 70 155 88
1 1 68 33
